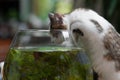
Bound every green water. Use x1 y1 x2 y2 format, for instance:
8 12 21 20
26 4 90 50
3 46 93 80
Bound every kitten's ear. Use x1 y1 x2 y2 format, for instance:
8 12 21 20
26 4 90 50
48 13 67 29
71 21 84 36
48 13 54 22
73 29 84 36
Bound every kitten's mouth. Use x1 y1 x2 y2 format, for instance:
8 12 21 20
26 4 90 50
48 13 67 29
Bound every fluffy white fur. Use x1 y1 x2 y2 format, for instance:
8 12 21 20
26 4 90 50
61 8 120 80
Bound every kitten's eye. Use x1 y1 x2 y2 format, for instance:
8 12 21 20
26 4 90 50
73 28 84 36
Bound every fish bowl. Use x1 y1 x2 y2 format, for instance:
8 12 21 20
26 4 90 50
3 29 93 80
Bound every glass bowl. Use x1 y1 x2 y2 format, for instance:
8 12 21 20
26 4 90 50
3 29 93 80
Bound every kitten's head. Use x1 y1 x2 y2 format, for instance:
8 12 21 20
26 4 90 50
49 8 113 47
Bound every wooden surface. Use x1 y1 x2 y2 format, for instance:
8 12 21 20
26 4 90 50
0 39 11 62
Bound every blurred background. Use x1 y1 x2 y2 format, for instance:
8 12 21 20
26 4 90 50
0 0 120 62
